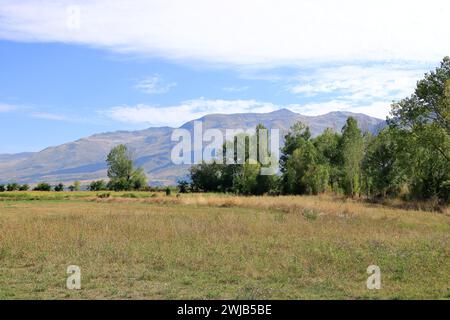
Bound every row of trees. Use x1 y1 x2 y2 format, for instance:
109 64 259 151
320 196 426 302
0 181 82 192
0 145 148 192
185 57 449 203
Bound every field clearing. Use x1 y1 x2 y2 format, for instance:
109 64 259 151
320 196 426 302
0 192 449 299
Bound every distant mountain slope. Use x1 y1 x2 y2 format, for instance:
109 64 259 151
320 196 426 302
0 110 384 185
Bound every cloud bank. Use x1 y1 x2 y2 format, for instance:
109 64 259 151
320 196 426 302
0 0 448 66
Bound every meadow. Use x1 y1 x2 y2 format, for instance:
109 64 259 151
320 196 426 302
0 191 449 299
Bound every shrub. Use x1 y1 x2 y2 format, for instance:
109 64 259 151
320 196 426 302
6 183 20 191
19 184 30 191
121 193 138 198
33 183 52 191
97 192 111 198
165 187 172 196
177 180 190 193
89 180 107 191
54 183 64 192
0 185 5 192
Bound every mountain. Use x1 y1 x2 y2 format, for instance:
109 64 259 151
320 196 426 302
0 110 384 185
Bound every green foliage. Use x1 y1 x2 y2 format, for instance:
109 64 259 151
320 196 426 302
362 128 404 198
89 180 107 191
340 117 364 197
106 144 148 191
188 124 278 195
177 180 190 193
54 183 64 192
388 56 449 202
97 192 111 198
189 161 224 192
33 183 52 191
0 185 5 192
186 59 448 203
7 183 20 191
19 184 30 191
284 141 329 195
165 187 172 196
68 181 81 192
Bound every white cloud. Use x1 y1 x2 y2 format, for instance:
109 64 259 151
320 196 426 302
0 103 16 112
135 75 176 94
289 101 390 120
284 64 425 119
0 0 448 66
30 112 69 121
104 98 278 127
222 86 249 93
287 65 423 100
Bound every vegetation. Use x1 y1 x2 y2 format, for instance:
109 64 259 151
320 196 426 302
89 180 107 191
189 124 278 195
0 192 448 299
33 182 52 191
54 183 64 192
68 181 81 192
185 58 449 204
106 144 148 191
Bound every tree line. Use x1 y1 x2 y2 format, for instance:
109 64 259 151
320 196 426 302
1 57 448 202
184 57 449 203
0 145 148 192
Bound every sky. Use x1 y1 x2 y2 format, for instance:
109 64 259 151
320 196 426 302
0 0 449 154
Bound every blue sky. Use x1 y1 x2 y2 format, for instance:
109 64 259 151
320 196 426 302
0 0 448 154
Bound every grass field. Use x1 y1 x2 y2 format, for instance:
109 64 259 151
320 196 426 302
0 191 449 299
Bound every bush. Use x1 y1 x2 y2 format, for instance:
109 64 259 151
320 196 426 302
33 183 52 191
121 193 138 198
165 187 172 196
19 184 30 191
97 192 111 198
89 180 107 191
6 183 20 191
177 180 190 193
0 185 5 192
54 183 64 192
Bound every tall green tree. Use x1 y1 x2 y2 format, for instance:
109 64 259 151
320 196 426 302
340 117 364 197
362 128 404 198
313 128 341 191
389 56 450 201
284 140 328 195
106 144 148 191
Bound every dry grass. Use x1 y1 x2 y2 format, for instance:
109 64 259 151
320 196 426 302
0 192 449 299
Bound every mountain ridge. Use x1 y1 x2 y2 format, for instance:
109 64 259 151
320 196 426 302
0 110 385 185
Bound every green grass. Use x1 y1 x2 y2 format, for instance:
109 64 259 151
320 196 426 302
0 192 449 299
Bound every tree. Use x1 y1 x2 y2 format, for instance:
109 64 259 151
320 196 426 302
284 140 329 195
340 117 364 197
389 56 450 201
106 144 147 191
0 185 5 192
189 161 223 192
280 122 312 193
233 162 260 195
6 183 20 191
33 183 52 191
19 184 30 191
313 128 341 191
280 122 311 172
362 128 404 198
89 180 107 191
54 183 64 192
72 181 81 191
177 180 190 193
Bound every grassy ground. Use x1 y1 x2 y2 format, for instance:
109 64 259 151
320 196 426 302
0 191 449 299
